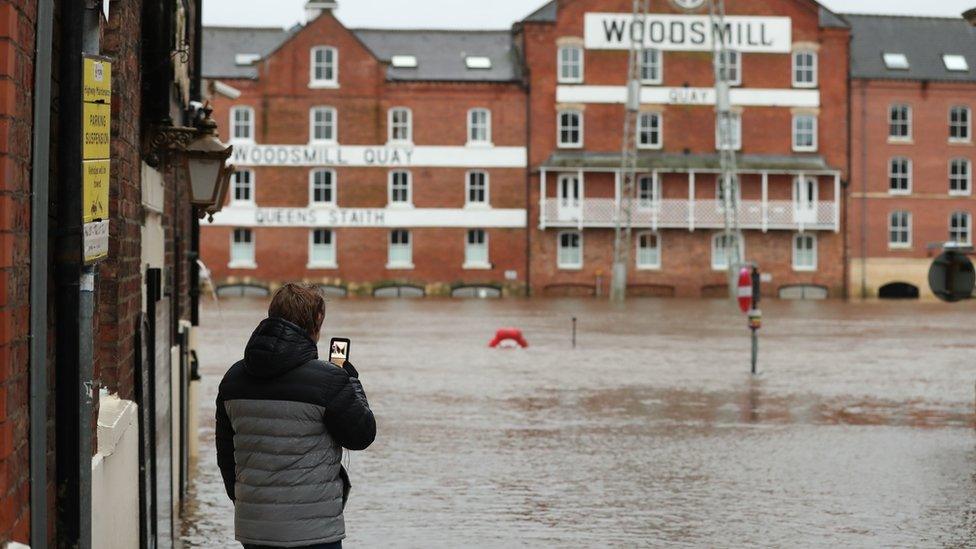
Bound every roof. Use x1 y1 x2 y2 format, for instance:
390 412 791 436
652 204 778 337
818 7 848 29
847 14 976 82
542 152 838 173
352 29 521 82
523 1 556 23
202 26 294 79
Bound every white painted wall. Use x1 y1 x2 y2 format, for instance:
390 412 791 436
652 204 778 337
91 393 140 549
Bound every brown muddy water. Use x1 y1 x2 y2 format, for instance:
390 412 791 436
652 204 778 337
180 297 976 547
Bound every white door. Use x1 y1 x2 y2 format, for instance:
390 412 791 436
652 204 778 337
557 174 581 221
793 176 818 224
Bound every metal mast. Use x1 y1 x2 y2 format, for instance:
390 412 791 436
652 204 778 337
610 0 650 302
709 0 744 297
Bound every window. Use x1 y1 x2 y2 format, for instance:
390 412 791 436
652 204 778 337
883 53 909 70
468 108 491 144
465 56 492 69
637 174 660 208
944 54 969 72
391 55 417 68
466 171 488 206
640 49 662 84
889 211 911 248
558 45 583 83
465 229 489 267
951 159 972 195
793 176 818 220
950 106 971 142
557 110 582 148
230 228 255 267
792 114 817 152
889 104 911 140
388 107 412 143
310 46 338 86
636 232 660 269
230 106 254 142
889 157 911 194
389 170 411 206
308 229 336 268
718 50 741 86
231 170 254 203
715 175 741 209
310 107 337 143
716 112 741 150
792 50 817 88
310 169 335 205
950 212 972 245
711 233 743 270
235 53 260 66
557 231 582 269
388 229 412 267
792 233 817 271
637 112 662 149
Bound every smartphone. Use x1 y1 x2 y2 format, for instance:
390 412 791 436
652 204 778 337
329 337 351 367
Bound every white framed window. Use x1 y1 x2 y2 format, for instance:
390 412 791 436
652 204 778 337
635 232 660 269
793 176 818 220
465 171 489 207
388 229 413 268
888 211 911 249
230 106 254 142
718 50 741 86
637 112 662 149
557 231 582 269
468 108 491 145
711 232 743 271
388 107 412 143
950 211 972 245
950 158 972 196
309 169 336 205
309 106 337 143
888 157 911 194
716 112 741 151
792 114 817 152
308 229 336 268
944 54 969 72
640 49 662 84
388 170 412 206
715 175 741 210
950 106 971 142
889 104 911 140
464 229 489 268
310 46 338 87
231 169 254 203
792 233 817 271
792 50 817 88
883 53 910 70
230 228 255 268
557 110 583 148
557 45 583 83
637 174 660 209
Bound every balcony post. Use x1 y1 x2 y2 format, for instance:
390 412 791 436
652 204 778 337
614 169 621 221
539 168 546 230
688 171 695 232
651 169 658 232
761 171 768 233
833 172 840 233
578 169 584 231
798 171 805 233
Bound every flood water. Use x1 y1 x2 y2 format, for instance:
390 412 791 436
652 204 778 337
180 297 976 547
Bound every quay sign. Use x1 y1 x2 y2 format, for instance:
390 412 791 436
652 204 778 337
584 13 792 53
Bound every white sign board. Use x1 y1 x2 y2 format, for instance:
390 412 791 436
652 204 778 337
556 86 820 108
210 206 527 228
584 13 792 53
83 220 109 264
231 144 527 168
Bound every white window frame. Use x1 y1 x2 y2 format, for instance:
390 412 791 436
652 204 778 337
309 106 337 144
463 229 490 269
467 108 491 146
465 171 489 207
229 228 256 269
556 230 583 270
715 112 742 151
387 229 413 269
888 211 912 249
950 158 972 196
950 106 971 143
309 46 338 88
792 50 817 88
951 211 973 245
309 169 336 206
307 229 337 269
557 109 583 149
557 45 583 84
792 114 817 152
637 174 660 209
637 112 662 150
229 106 255 143
388 107 412 144
888 157 912 195
719 50 741 86
711 232 743 271
635 231 661 270
231 169 255 204
889 104 912 141
792 233 817 272
388 170 412 207
639 48 662 84
715 175 741 211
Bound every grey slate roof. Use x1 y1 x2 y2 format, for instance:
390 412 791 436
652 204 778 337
202 26 293 79
523 1 556 23
848 14 976 82
818 7 848 29
542 152 837 173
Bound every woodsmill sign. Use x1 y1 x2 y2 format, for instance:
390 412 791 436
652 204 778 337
82 54 113 264
584 13 792 53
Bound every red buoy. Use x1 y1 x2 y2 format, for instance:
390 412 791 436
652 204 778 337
489 328 528 348
737 267 752 314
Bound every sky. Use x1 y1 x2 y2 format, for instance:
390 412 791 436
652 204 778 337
203 0 976 29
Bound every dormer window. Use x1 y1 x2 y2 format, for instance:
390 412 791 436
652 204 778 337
883 53 909 70
235 53 260 66
391 55 418 68
310 46 338 87
465 56 492 69
944 54 969 72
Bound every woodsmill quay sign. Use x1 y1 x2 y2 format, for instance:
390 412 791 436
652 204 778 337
82 54 112 264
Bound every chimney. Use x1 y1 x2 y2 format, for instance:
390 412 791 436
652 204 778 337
305 1 338 23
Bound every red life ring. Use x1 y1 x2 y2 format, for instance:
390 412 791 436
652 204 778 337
488 328 528 348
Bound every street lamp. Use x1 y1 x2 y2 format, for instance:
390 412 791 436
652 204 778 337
182 107 234 219
964 7 976 26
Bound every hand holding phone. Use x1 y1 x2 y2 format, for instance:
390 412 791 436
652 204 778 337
329 337 351 367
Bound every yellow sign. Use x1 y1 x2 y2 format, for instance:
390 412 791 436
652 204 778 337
83 160 110 223
83 56 112 103
82 102 110 160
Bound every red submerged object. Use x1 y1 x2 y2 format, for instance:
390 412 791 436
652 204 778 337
737 267 752 313
489 328 528 348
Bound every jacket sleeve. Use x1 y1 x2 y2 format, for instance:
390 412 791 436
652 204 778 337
215 394 237 501
324 363 377 451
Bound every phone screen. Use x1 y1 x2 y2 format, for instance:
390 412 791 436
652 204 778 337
329 338 350 367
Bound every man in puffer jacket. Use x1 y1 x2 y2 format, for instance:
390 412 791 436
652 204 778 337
216 282 376 549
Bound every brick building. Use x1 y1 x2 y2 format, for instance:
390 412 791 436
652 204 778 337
848 14 976 299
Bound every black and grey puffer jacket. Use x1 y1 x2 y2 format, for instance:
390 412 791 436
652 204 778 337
216 317 376 547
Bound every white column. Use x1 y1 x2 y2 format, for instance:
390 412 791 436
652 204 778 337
614 170 621 216
688 171 696 232
651 169 658 232
797 171 805 233
578 169 584 231
833 173 841 233
539 168 547 230
761 171 769 233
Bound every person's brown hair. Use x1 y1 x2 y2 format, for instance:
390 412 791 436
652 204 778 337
268 283 326 337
